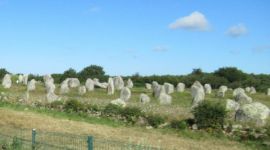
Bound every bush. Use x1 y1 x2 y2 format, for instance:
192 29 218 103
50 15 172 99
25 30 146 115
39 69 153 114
49 101 64 110
120 107 143 124
64 99 84 112
146 115 165 128
103 104 123 116
193 101 227 129
85 104 100 112
171 120 188 130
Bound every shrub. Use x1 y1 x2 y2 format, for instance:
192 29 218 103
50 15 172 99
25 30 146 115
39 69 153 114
120 107 143 124
171 120 188 130
64 99 84 112
50 100 64 109
146 114 165 128
85 104 100 112
103 104 123 116
192 101 227 129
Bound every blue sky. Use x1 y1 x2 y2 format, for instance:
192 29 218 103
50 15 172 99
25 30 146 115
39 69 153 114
0 0 269 75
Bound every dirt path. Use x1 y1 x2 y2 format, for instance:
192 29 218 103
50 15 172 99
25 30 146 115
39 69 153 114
0 108 246 150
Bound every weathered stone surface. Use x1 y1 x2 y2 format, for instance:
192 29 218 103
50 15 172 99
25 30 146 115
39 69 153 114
152 81 159 90
68 78 80 88
235 92 252 105
250 87 256 94
113 76 124 90
110 98 126 107
43 74 53 84
159 93 172 105
95 82 108 89
164 83 174 94
127 78 133 88
204 84 212 94
120 87 131 101
140 93 150 104
191 81 205 107
46 92 59 102
176 83 185 92
85 78 94 91
45 81 56 93
145 83 152 90
267 88 270 96
27 79 36 91
78 86 87 95
18 75 23 84
60 79 69 94
153 85 166 98
226 99 240 111
245 87 251 93
22 74 28 85
217 85 228 97
2 74 12 89
107 77 114 95
235 102 270 126
233 88 245 97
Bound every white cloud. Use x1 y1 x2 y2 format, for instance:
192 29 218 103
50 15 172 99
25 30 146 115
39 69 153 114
153 46 168 52
168 11 210 31
226 24 247 37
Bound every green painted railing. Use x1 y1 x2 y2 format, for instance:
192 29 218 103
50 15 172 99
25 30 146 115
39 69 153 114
0 125 161 150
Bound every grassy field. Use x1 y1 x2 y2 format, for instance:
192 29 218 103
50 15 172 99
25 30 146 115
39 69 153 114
0 83 270 149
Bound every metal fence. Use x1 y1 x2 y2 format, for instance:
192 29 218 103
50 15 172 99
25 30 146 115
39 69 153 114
0 126 161 150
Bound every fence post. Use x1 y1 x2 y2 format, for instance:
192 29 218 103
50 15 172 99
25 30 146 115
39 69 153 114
32 129 36 150
87 136 93 150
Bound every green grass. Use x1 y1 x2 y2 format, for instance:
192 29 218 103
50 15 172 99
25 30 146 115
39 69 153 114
0 101 124 128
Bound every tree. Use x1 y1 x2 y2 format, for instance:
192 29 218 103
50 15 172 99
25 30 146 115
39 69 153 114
214 67 247 83
191 68 203 76
63 68 77 78
78 65 105 81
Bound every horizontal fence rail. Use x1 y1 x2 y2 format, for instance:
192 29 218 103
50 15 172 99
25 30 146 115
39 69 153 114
0 125 162 150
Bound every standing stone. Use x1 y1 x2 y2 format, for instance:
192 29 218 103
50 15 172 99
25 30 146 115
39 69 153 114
191 81 205 107
120 87 131 101
164 83 174 94
18 75 24 84
114 76 124 90
267 88 270 96
85 78 94 91
110 98 126 107
2 74 12 89
159 93 172 105
176 83 185 92
60 79 70 94
95 82 108 89
43 74 54 85
204 84 212 94
250 87 256 94
226 99 240 112
153 85 166 98
235 102 270 126
127 78 134 89
145 83 152 90
233 88 245 97
140 93 150 104
22 74 28 85
235 92 252 105
27 79 36 91
107 77 114 95
78 86 87 95
152 81 159 90
217 85 228 97
46 92 59 102
245 87 251 93
68 78 80 88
